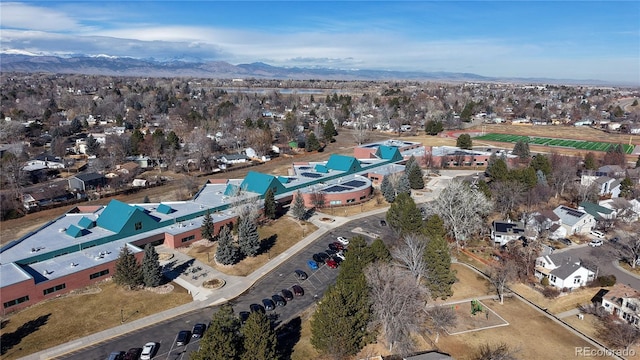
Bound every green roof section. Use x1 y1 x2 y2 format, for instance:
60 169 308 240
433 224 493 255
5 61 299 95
314 164 329 173
325 154 362 173
66 224 84 238
376 145 403 162
157 203 173 214
238 171 287 196
579 201 614 220
78 216 95 229
224 183 240 196
96 199 161 236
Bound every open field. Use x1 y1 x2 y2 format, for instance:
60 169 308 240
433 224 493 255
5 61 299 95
476 132 635 154
0 280 192 360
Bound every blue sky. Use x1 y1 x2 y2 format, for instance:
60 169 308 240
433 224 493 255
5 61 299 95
1 1 638 84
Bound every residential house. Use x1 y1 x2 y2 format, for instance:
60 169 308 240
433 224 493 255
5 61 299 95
116 162 140 176
599 197 640 223
581 174 622 198
579 201 615 222
528 210 562 239
68 172 107 192
553 205 596 235
23 153 65 170
125 155 153 169
598 283 640 327
597 165 626 178
21 180 72 210
491 220 526 246
219 153 249 165
535 253 595 290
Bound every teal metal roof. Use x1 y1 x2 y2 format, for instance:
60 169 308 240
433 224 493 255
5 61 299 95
278 176 289 184
157 203 173 214
78 216 95 229
96 199 160 235
66 224 84 238
579 201 614 220
238 171 287 196
325 154 362 173
224 183 240 196
314 164 329 173
376 145 403 162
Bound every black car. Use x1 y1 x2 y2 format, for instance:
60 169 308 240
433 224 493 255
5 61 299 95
239 311 251 323
123 348 142 360
294 269 308 280
559 238 572 246
379 219 387 226
262 298 276 311
325 248 337 256
313 252 329 263
328 243 339 251
272 294 287 307
107 351 125 360
250 303 265 314
192 323 206 338
176 330 191 346
281 289 294 301
292 284 304 297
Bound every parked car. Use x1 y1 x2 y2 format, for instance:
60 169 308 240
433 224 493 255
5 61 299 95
250 303 265 314
307 259 319 270
107 351 125 360
262 298 276 311
175 330 191 346
334 251 346 261
336 236 350 245
559 238 572 246
140 342 156 360
328 243 340 251
610 237 620 243
294 269 308 280
123 348 142 360
379 220 387 226
589 239 604 247
192 323 206 338
331 255 343 264
325 248 337 256
331 242 345 251
313 253 329 263
326 258 338 269
272 294 287 307
590 230 605 239
239 311 251 323
281 289 294 301
292 284 304 297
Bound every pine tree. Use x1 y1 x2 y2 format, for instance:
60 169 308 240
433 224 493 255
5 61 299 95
191 304 242 360
487 158 508 181
385 193 423 236
323 119 337 143
396 172 411 196
381 175 396 203
423 215 456 300
305 132 321 152
512 140 530 160
425 120 444 135
215 226 239 265
405 155 417 171
620 176 634 198
530 154 552 175
636 155 640 169
241 311 278 360
114 245 142 288
456 133 472 149
370 238 391 262
407 162 424 189
238 216 260 257
141 244 162 287
584 152 598 170
263 188 276 220
291 191 307 220
201 210 215 241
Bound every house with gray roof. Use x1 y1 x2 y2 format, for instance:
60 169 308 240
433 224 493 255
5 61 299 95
553 205 596 235
535 253 595 290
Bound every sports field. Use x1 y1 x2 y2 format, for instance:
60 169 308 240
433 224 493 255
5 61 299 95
475 133 634 154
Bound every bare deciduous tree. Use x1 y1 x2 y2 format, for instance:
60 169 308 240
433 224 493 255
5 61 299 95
472 342 520 360
364 263 429 355
426 305 457 343
598 315 640 350
488 261 515 304
550 153 578 198
391 234 427 284
491 180 525 216
616 223 640 268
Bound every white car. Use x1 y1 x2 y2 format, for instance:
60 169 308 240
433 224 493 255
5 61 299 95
140 342 156 360
335 251 346 261
589 239 604 247
336 236 349 245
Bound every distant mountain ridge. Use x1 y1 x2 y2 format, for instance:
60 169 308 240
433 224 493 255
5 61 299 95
0 53 612 85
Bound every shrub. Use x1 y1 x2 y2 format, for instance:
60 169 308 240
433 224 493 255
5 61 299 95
542 286 560 298
541 277 550 286
593 275 617 287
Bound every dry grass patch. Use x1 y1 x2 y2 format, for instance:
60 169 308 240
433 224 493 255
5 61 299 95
290 306 321 360
187 217 318 276
432 263 492 304
565 313 640 359
619 261 640 275
0 280 191 360
509 283 600 314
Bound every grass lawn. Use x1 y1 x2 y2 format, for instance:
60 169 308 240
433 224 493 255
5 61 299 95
0 280 192 360
186 216 318 276
509 283 603 315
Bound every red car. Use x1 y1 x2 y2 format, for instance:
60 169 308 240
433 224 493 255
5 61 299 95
325 258 338 269
331 242 345 251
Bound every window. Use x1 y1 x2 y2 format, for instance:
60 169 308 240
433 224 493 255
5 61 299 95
181 235 195 243
134 222 143 230
549 275 557 283
43 283 66 295
89 269 109 279
3 295 29 309
329 200 342 206
359 195 367 200
346 199 355 203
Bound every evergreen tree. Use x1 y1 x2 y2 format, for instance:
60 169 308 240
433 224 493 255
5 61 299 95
396 172 411 195
305 132 321 152
370 238 391 262
238 216 260 257
215 226 240 265
141 244 162 288
456 133 472 149
130 129 144 155
512 140 530 160
263 188 276 220
620 176 634 198
386 193 423 236
407 162 425 189
584 152 598 170
530 154 552 175
405 155 417 171
460 102 475 122
114 245 142 288
167 130 181 150
85 135 101 156
191 304 242 360
142 195 150 203
425 120 444 135
423 215 456 300
381 175 396 203
241 311 278 360
323 119 337 143
201 210 215 241
487 158 509 181
291 191 307 220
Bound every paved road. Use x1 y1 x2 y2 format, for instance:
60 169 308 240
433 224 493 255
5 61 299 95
56 214 394 360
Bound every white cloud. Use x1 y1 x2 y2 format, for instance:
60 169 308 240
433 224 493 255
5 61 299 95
0 2 86 32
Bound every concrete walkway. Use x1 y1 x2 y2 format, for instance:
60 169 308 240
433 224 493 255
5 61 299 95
556 308 581 319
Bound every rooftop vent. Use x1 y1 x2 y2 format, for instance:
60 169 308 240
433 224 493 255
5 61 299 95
70 262 78 267
43 270 51 275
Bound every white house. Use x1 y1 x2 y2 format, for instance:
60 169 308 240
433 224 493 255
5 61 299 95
23 154 65 170
599 198 640 223
553 205 596 235
491 220 526 246
528 210 563 239
535 253 595 290
599 283 640 328
219 154 249 165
